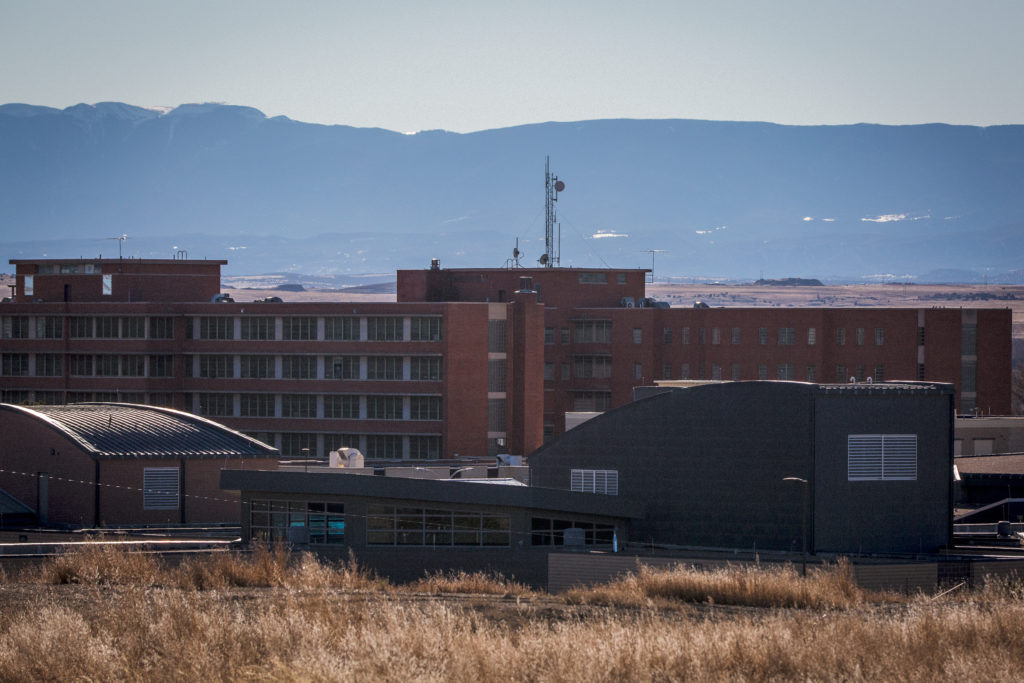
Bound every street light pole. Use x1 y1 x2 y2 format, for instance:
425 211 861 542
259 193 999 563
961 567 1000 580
783 476 808 577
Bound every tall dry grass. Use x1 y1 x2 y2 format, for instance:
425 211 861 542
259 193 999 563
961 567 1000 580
3 545 1024 680
565 558 872 609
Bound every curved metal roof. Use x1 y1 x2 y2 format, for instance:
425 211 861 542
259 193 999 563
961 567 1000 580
0 403 278 460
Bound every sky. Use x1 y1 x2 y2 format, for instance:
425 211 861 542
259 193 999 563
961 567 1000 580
2 0 1022 133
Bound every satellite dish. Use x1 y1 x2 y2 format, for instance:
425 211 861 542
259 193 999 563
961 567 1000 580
554 180 565 192
538 254 549 265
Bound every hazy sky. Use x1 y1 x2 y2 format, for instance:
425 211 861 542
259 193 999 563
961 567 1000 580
2 0 1022 132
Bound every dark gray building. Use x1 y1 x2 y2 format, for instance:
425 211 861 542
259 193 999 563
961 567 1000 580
530 381 955 555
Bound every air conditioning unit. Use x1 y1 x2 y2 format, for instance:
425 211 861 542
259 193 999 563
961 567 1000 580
621 297 635 308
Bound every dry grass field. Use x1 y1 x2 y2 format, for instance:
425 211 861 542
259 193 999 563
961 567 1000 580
3 544 1024 681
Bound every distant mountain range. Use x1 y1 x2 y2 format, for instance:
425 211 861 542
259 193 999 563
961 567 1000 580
2 102 1023 283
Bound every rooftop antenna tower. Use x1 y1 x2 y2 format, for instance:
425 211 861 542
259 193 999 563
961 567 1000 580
643 249 665 283
540 156 564 267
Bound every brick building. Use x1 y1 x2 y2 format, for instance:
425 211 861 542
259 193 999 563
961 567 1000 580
1 258 545 461
398 265 1013 439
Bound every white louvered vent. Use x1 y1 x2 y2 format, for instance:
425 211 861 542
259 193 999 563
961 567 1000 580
848 435 917 481
143 467 180 510
570 469 619 495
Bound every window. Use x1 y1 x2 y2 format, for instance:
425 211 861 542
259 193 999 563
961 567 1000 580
544 327 555 345
836 328 846 346
69 317 93 338
681 327 690 345
143 468 179 510
572 391 611 412
574 355 611 379
855 327 865 346
855 365 865 382
280 433 317 457
250 499 344 545
37 317 63 339
282 355 316 379
873 365 885 382
680 363 690 380
633 362 643 379
917 363 925 381
962 360 977 393
240 394 274 417
560 327 570 344
367 317 403 341
367 505 509 546
778 327 796 345
808 328 816 345
199 317 234 340
488 359 507 392
120 317 145 338
711 363 722 380
282 394 316 418
96 355 119 377
806 365 817 382
329 355 360 380
324 395 360 419
325 316 360 341
241 355 275 379
836 365 847 383
848 434 917 481
364 434 402 459
732 327 741 345
663 328 672 344
758 327 767 345
198 355 233 378
149 317 173 339
578 272 607 284
561 363 570 380
918 327 925 345
663 363 672 380
367 356 401 380
632 328 642 345
488 320 507 352
875 328 884 346
408 436 442 459
962 325 977 355
698 328 705 345
531 518 615 546
241 317 274 340
570 469 619 495
410 317 442 341
95 317 118 338
711 327 721 345
544 362 554 381
69 354 93 376
731 363 741 381
777 363 795 380
488 398 506 432
410 396 441 420
1 316 28 338
410 356 441 381
574 320 612 343
283 317 317 340
36 353 62 377
366 395 402 420
149 355 172 377
198 393 233 417
0 353 29 376
758 363 768 380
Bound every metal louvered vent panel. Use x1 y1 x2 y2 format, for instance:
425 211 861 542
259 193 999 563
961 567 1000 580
848 434 917 481
143 467 179 510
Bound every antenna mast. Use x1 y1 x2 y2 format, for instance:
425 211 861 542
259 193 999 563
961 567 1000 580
541 156 564 267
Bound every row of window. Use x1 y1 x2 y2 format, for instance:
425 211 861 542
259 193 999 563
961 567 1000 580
185 355 442 381
541 320 887 348
650 362 887 383
197 393 442 420
0 353 173 377
258 432 443 459
185 315 442 341
1 316 173 339
247 499 617 549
